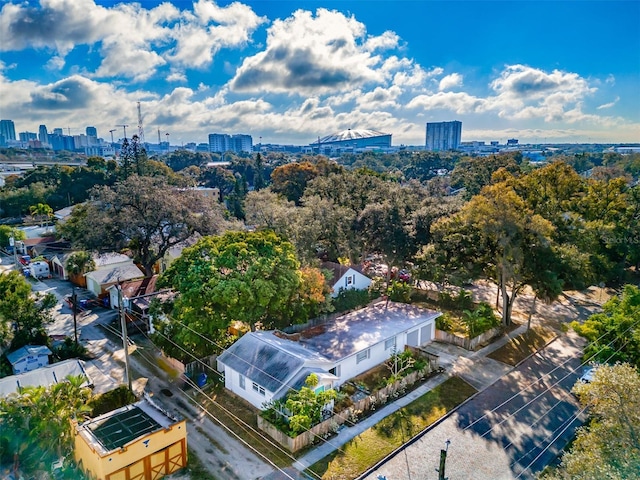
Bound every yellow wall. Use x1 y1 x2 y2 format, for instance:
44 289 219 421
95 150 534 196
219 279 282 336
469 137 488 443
74 420 187 479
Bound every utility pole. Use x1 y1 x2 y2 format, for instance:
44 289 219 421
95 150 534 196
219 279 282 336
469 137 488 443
9 236 18 268
118 284 132 392
437 439 451 480
72 286 78 345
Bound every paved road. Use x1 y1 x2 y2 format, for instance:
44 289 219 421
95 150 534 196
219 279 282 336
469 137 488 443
363 332 587 480
27 274 273 480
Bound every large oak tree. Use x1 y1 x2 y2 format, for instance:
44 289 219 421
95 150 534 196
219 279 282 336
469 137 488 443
59 175 226 276
153 230 325 360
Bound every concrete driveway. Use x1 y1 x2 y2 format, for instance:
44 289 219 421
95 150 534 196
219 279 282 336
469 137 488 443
364 332 587 480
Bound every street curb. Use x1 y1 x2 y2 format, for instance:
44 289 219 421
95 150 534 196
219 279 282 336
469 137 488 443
353 331 564 480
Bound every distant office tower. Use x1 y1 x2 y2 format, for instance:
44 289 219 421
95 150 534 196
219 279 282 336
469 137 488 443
208 133 253 153
19 132 37 142
0 120 16 142
53 128 64 135
425 121 462 151
232 134 253 153
208 133 230 153
86 126 97 138
507 138 518 146
38 125 49 144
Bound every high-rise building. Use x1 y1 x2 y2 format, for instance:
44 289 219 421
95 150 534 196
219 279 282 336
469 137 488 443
425 121 462 151
19 132 37 142
208 133 230 153
38 125 49 145
231 134 253 153
208 133 253 153
53 128 64 135
86 126 97 138
0 120 16 142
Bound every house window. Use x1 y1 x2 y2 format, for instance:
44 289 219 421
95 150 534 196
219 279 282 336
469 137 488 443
385 336 396 350
356 349 370 364
239 374 245 390
314 385 325 394
252 382 265 396
329 365 341 377
346 274 355 286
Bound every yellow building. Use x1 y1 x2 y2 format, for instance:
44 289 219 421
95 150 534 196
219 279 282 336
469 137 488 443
73 396 187 480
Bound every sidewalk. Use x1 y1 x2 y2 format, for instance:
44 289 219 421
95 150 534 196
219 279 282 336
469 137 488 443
293 323 530 471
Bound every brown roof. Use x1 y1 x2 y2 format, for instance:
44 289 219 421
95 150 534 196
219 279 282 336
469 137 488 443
120 275 159 298
320 261 364 285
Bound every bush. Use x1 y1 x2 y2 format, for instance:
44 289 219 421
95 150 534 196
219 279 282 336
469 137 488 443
53 337 91 361
332 288 372 313
462 302 500 337
438 289 473 310
87 386 137 417
388 280 412 303
436 313 454 332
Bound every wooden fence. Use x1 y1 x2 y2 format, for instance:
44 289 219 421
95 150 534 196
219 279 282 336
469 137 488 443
257 360 439 453
435 326 502 350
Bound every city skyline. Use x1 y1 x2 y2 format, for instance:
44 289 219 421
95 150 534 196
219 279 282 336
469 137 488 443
0 0 639 146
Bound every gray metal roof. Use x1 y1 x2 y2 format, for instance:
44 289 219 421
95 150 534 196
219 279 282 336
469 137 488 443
299 301 441 361
85 264 145 285
0 359 92 397
218 331 330 394
313 129 390 144
6 345 52 365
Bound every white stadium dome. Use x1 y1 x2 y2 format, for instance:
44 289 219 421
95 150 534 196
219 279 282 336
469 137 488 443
310 128 392 153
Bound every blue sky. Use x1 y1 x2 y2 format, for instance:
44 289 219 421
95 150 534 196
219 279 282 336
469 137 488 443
1 0 638 146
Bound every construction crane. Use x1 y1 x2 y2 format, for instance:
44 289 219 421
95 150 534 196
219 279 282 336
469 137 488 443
115 124 129 140
137 101 145 144
109 129 117 143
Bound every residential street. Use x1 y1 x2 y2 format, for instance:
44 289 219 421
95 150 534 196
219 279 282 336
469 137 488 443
363 332 587 480
21 269 274 480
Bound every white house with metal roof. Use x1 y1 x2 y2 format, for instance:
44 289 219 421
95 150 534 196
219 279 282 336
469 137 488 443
217 302 440 409
0 359 92 397
6 344 52 374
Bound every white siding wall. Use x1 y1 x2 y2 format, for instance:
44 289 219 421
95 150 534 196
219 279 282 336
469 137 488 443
335 318 436 386
331 269 372 298
85 276 101 297
12 355 50 374
223 366 274 410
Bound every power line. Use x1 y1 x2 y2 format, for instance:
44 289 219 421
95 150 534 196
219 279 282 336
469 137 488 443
121 310 338 478
462 315 640 435
117 316 307 480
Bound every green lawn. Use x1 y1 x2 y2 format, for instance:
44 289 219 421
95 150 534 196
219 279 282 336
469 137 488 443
487 326 557 366
306 376 477 480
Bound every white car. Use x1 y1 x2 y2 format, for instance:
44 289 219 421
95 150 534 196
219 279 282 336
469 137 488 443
579 366 598 383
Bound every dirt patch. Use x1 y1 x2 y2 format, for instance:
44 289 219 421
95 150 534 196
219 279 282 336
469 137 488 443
487 326 557 366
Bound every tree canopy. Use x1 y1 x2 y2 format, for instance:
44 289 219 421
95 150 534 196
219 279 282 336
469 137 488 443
0 271 56 352
542 363 640 480
59 175 227 276
153 230 325 360
571 284 640 367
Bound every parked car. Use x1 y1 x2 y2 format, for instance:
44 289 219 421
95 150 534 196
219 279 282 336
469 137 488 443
579 365 599 383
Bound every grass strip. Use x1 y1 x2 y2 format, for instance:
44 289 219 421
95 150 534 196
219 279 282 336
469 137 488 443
486 326 557 366
306 376 477 480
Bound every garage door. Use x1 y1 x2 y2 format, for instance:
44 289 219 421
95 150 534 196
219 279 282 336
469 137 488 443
407 329 419 347
420 323 433 345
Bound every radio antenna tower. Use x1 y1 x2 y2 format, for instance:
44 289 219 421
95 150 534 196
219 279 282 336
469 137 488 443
137 101 145 143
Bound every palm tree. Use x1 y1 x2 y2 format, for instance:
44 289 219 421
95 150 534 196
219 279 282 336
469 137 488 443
29 203 53 228
65 251 95 287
